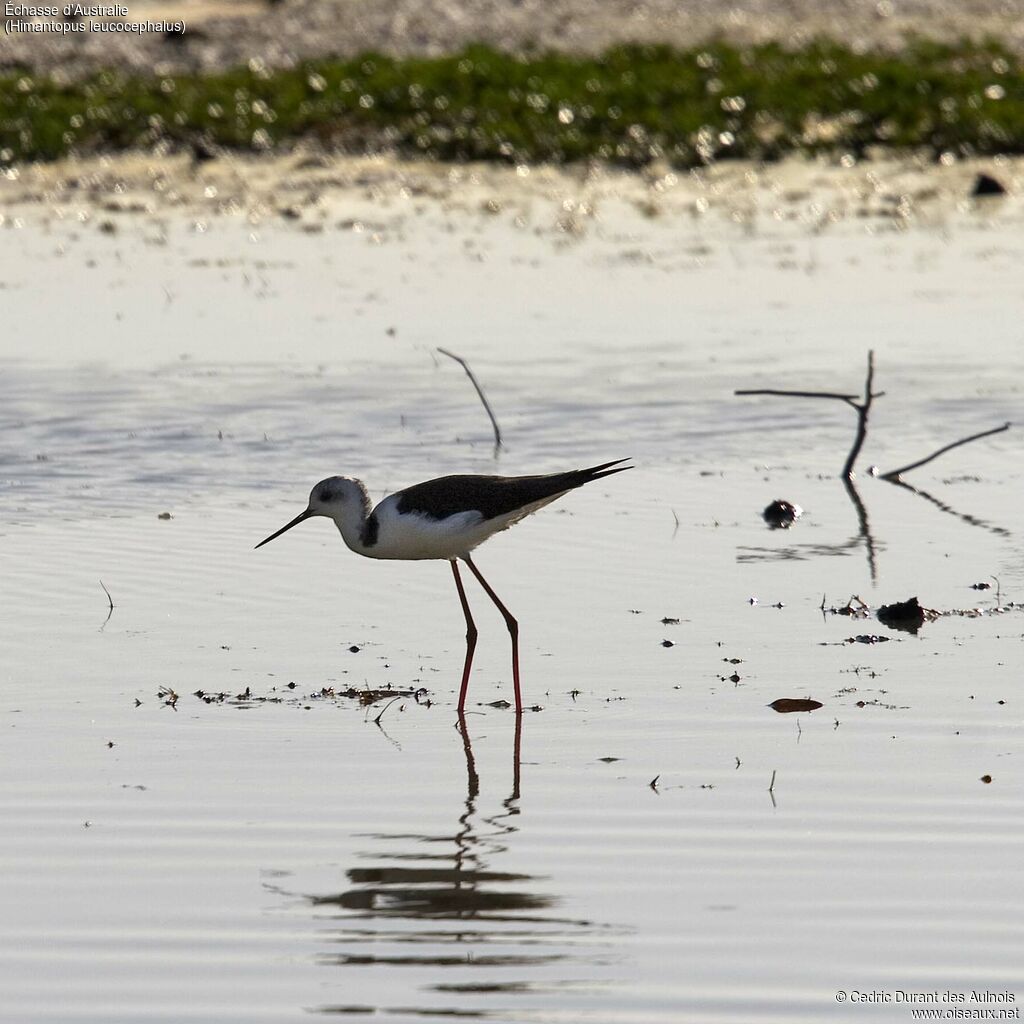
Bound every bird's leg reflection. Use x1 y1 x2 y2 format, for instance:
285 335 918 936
511 712 521 802
292 710 622 1017
456 708 521 806
456 711 481 801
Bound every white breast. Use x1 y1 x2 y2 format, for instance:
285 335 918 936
359 497 485 560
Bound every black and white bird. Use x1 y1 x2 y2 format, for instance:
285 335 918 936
255 460 632 714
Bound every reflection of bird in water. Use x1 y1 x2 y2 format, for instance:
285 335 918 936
311 717 542 928
287 717 623 1015
256 461 632 713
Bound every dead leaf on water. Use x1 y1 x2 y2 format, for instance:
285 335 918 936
769 698 823 713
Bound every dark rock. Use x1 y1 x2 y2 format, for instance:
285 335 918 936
877 596 926 634
971 173 1007 197
763 499 802 529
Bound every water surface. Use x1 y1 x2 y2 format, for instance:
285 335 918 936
1 160 1022 1022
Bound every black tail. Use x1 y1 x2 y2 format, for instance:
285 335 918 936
576 458 633 484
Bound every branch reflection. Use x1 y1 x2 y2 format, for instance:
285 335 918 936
738 474 1009 583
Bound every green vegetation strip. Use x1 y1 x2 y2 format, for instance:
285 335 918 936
3 39 1024 165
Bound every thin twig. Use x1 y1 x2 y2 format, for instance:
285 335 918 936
735 388 860 403
880 422 1011 481
99 580 115 628
373 695 403 726
437 347 503 453
768 769 777 793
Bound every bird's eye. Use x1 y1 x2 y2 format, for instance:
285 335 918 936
317 485 337 503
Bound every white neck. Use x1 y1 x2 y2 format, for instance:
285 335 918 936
328 478 375 555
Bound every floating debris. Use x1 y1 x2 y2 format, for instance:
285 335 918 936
822 594 870 617
769 698 823 713
191 685 429 708
661 617 680 625
854 697 904 709
824 595 1022 624
661 639 675 648
762 499 803 529
157 686 179 709
981 774 993 784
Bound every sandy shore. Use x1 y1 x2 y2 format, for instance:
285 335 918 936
1 147 1019 239
3 0 1024 80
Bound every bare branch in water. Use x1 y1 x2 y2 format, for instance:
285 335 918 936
842 351 878 479
735 350 883 478
880 422 1011 481
734 388 861 404
437 347 503 453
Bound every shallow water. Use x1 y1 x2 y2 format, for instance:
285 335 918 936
1 161 1023 1022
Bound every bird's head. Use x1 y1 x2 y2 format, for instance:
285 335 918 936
255 476 361 548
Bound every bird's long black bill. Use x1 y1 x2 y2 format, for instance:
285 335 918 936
255 509 314 549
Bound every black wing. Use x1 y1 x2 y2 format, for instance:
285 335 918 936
395 459 632 522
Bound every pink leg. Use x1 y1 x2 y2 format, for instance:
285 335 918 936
451 560 478 713
464 555 522 714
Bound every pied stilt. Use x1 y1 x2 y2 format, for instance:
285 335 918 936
255 459 632 714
